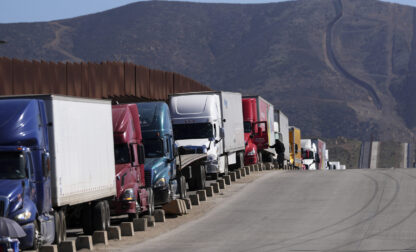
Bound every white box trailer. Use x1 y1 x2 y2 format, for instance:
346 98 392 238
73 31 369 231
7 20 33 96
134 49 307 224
274 110 290 162
169 91 245 175
44 96 116 206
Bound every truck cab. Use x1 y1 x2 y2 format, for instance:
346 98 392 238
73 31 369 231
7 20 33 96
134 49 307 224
0 99 54 249
111 104 152 219
242 96 274 165
289 126 302 169
136 102 178 206
301 139 319 170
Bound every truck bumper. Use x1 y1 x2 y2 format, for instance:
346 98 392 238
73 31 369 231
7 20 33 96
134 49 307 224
205 161 219 174
110 200 136 215
244 155 257 165
154 187 170 206
19 222 35 249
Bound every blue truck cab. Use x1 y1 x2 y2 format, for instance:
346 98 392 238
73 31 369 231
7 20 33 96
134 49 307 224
136 102 184 205
0 99 54 249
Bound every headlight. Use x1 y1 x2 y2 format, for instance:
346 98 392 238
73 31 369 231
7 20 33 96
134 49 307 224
207 154 217 161
154 177 167 188
15 210 31 221
122 188 135 201
247 149 256 156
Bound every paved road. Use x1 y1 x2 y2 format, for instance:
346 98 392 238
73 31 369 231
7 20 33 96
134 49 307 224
126 169 416 252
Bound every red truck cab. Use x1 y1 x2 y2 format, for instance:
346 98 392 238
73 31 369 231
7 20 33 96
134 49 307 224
242 97 269 165
111 104 153 220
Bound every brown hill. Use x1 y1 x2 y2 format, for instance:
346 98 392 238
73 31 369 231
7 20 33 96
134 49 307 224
0 0 415 141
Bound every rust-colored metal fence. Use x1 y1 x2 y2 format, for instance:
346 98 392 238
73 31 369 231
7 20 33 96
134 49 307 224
0 58 212 101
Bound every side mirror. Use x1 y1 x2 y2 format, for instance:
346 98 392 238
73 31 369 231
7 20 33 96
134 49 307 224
42 153 51 177
219 128 225 139
173 146 179 157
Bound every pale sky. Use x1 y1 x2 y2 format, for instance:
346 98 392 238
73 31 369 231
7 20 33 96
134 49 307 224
0 0 415 24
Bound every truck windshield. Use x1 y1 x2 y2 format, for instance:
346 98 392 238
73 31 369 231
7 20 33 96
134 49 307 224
114 144 131 164
143 139 164 158
173 123 213 140
0 151 26 179
244 122 252 133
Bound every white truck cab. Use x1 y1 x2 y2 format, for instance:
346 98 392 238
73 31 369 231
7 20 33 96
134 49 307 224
169 92 245 177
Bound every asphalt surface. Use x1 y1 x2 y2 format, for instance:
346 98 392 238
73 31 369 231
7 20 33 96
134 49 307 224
126 169 416 252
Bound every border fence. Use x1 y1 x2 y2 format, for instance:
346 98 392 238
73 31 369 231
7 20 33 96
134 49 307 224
0 57 211 101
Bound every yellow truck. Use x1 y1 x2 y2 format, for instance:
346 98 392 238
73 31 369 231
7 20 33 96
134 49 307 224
289 126 302 169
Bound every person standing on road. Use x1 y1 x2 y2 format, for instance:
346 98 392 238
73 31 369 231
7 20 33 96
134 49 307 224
270 139 285 168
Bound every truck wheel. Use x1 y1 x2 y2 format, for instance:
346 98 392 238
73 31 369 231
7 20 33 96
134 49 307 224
196 165 206 190
178 176 187 199
147 188 155 216
59 210 66 242
81 206 93 234
31 220 40 250
92 201 107 231
53 211 62 244
103 200 110 229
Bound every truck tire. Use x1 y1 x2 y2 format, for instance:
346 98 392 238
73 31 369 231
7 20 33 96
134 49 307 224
81 206 93 234
59 210 66 242
178 175 187 199
128 201 140 221
30 220 40 250
53 211 62 245
103 200 110 230
147 188 155 216
92 201 107 231
196 165 206 190
237 152 244 169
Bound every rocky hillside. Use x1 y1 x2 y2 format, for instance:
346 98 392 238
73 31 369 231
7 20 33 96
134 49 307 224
0 0 415 141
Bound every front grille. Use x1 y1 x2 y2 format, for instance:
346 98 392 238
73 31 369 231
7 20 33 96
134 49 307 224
145 170 152 187
0 199 4 217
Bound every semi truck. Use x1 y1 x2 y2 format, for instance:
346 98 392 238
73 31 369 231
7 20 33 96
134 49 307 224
169 91 245 179
301 139 318 170
0 95 116 249
329 161 341 170
274 110 290 168
242 96 275 165
311 138 326 170
289 126 302 169
111 104 153 220
136 102 187 206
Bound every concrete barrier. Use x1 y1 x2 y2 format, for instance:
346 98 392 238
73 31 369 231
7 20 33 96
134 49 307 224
244 166 250 175
217 179 226 189
58 240 76 252
184 198 192 210
259 163 263 171
265 163 271 170
145 215 156 227
76 235 93 250
205 186 214 197
120 222 134 236
224 175 231 185
155 209 166 222
250 165 254 172
133 217 147 231
211 182 220 193
180 200 188 214
162 199 183 215
189 194 200 205
229 172 236 181
92 230 108 245
240 168 246 177
197 189 207 201
107 226 121 240
235 169 241 179
39 245 57 252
